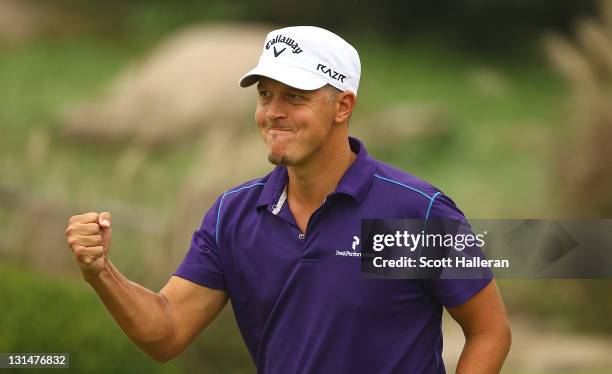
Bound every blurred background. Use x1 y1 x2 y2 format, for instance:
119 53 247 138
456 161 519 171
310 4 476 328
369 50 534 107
1 0 612 372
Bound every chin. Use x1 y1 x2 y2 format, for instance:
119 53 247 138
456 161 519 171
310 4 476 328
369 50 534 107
268 154 289 166
268 150 298 166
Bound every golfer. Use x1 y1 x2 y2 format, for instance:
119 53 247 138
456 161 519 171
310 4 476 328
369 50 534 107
65 26 511 373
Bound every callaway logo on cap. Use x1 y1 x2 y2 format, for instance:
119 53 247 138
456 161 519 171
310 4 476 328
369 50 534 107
239 26 361 95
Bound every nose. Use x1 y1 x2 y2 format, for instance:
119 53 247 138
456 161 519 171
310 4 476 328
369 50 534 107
265 96 288 123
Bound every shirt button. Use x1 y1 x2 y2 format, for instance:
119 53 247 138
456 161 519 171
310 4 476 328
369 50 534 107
298 233 305 240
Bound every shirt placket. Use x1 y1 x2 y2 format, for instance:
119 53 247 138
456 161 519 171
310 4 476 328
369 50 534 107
268 186 333 253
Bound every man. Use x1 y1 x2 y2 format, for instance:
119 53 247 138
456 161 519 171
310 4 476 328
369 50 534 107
65 26 511 373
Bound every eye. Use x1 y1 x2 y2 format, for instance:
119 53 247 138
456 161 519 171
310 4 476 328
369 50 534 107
286 92 304 101
258 90 272 103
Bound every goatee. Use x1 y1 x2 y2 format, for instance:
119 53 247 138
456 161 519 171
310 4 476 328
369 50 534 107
268 153 290 166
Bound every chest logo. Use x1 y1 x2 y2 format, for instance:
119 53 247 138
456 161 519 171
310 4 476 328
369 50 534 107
336 235 362 257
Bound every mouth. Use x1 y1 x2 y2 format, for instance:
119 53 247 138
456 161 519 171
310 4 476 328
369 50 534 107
266 127 294 136
266 126 292 131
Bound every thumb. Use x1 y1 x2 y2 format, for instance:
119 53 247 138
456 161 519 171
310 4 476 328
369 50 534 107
98 212 112 229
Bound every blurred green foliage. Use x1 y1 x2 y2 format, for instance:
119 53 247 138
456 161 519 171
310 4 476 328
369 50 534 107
501 279 612 334
44 0 597 52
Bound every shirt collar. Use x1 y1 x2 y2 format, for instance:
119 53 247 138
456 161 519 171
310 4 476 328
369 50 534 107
256 136 376 210
334 136 377 203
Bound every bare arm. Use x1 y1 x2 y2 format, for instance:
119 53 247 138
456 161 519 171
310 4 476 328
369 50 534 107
446 280 512 374
66 212 228 362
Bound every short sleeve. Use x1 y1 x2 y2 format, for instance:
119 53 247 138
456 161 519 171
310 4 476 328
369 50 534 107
422 192 492 307
173 196 227 290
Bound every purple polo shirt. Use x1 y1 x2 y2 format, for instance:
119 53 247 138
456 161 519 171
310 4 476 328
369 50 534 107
174 136 492 374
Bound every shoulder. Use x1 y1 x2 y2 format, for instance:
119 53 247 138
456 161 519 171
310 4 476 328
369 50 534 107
222 176 268 198
370 159 466 220
372 160 441 201
216 173 270 209
203 173 272 242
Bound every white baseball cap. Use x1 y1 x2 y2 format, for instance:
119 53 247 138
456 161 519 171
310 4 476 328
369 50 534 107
239 26 361 95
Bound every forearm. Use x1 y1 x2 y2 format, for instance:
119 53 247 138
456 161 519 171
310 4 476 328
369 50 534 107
84 258 176 360
455 330 511 374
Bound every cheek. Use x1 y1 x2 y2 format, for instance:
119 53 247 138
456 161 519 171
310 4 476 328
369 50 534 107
255 106 266 127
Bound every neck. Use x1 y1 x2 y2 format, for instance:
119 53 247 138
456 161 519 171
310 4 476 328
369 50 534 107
286 134 357 208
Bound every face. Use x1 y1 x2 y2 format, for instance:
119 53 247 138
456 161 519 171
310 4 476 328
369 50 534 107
255 77 338 167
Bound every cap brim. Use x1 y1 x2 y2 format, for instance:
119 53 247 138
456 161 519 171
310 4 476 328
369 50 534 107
239 63 327 91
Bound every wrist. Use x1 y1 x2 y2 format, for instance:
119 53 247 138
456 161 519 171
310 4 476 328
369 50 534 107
81 256 110 284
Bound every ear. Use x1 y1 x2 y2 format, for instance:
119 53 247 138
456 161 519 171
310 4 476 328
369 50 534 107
334 91 356 124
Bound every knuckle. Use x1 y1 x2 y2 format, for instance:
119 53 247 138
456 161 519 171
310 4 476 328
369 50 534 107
73 246 83 257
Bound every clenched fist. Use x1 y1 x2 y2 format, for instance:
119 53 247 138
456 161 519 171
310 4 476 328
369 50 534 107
65 212 112 277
